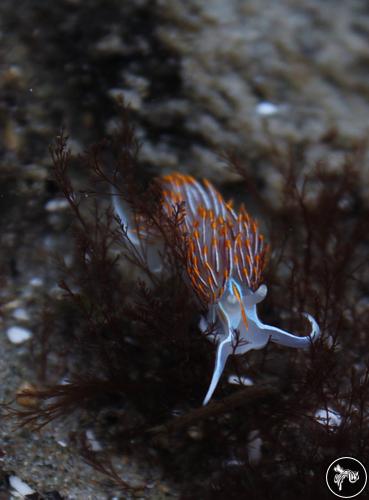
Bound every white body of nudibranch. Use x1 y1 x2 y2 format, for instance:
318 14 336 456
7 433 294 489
113 173 320 405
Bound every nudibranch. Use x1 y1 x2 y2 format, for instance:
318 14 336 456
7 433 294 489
113 173 320 405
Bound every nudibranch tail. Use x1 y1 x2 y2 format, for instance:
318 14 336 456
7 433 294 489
203 337 233 406
202 301 234 405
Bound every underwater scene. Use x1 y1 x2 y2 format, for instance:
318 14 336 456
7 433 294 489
1 1 369 499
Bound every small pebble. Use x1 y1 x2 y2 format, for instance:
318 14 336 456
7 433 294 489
16 382 39 408
228 375 254 386
315 407 342 427
12 307 30 321
86 429 103 451
45 198 69 212
95 33 125 55
9 475 35 496
247 430 262 465
187 426 203 440
4 119 21 151
6 326 32 344
158 483 171 494
30 277 43 287
256 101 278 116
224 459 244 467
59 377 71 385
3 299 22 311
1 65 23 86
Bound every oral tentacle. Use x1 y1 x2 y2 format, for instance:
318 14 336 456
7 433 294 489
258 312 320 348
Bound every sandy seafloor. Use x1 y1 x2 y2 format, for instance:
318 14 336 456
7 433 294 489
1 0 369 498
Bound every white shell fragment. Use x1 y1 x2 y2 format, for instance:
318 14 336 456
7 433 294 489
256 101 279 116
86 429 103 451
45 198 69 212
29 277 43 287
228 375 254 386
314 407 342 427
9 475 35 496
6 326 32 344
